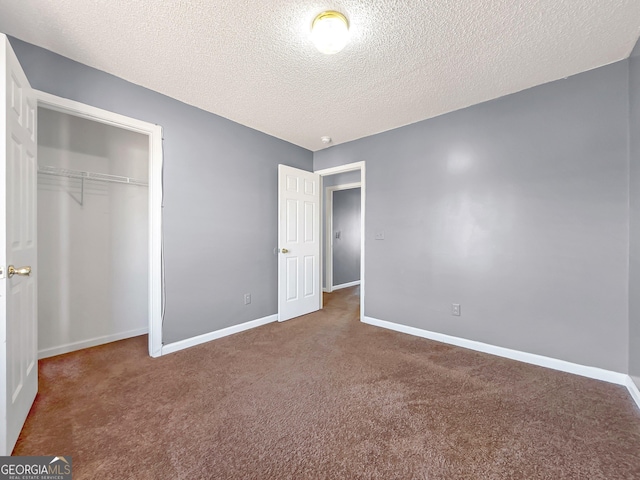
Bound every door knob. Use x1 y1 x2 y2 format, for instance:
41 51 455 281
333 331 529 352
8 265 31 278
281 248 289 253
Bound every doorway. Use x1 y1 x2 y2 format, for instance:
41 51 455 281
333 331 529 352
316 161 365 320
276 161 365 322
324 179 361 293
35 90 163 357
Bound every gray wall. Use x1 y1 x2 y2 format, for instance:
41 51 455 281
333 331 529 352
332 188 361 286
9 37 313 344
629 39 640 386
315 61 630 373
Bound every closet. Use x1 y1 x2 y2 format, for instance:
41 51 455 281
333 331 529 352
37 107 149 358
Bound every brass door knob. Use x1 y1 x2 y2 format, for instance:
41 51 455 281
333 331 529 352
281 248 289 253
8 265 31 278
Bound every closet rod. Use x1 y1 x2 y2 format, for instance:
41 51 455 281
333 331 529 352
37 165 148 187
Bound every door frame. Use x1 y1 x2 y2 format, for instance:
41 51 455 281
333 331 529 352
315 161 365 321
34 90 164 357
324 182 361 293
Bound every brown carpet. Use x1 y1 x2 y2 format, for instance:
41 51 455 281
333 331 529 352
13 287 640 479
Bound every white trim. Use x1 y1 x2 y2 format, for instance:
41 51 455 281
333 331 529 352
324 182 361 292
332 281 361 290
35 91 156 134
317 174 324 311
626 376 640 410
161 314 278 355
34 90 164 358
315 161 366 321
315 162 364 176
327 182 362 191
362 316 629 385
148 126 163 358
38 328 148 359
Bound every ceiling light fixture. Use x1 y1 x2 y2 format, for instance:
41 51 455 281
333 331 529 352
311 11 350 54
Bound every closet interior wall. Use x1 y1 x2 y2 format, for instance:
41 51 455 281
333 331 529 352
37 107 149 358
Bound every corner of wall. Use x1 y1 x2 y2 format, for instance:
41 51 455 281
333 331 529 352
628 42 640 380
630 35 640 59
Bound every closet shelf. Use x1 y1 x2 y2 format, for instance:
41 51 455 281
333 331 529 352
38 165 148 187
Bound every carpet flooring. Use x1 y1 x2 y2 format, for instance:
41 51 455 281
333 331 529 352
13 287 640 479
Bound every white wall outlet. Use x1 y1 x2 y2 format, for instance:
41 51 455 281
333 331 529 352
375 231 385 240
244 293 251 305
452 304 461 316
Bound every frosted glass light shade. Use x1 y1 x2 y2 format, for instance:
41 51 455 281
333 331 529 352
311 11 350 54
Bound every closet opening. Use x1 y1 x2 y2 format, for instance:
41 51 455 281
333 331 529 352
35 101 161 358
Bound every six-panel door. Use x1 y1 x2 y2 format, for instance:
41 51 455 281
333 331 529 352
1 34 38 456
278 165 320 322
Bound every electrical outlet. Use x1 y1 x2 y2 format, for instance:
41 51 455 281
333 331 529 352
375 231 385 240
452 304 461 316
244 293 251 305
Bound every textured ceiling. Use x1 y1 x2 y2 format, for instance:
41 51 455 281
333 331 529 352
1 1 640 151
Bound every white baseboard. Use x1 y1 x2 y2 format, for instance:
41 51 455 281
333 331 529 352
323 287 331 293
38 327 148 359
626 376 640 410
332 280 360 290
161 314 278 355
362 316 640 410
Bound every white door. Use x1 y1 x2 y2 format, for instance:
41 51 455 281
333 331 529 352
278 165 320 321
0 35 38 456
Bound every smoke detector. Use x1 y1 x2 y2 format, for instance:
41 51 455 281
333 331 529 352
321 136 332 145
